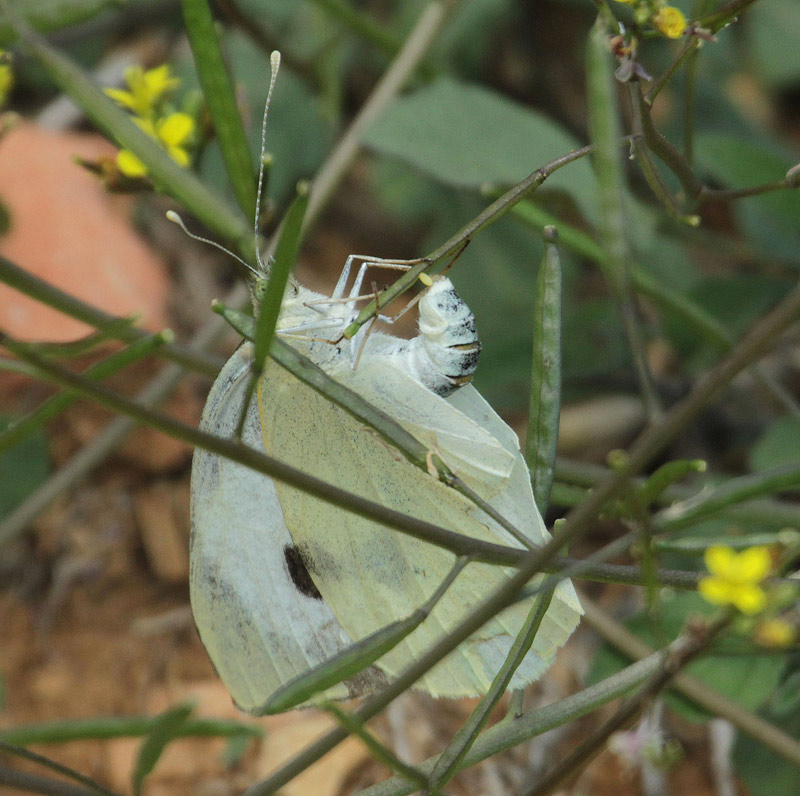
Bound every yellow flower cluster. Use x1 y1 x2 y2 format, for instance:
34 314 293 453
698 545 771 615
104 64 194 178
0 50 14 107
614 0 688 39
653 6 687 38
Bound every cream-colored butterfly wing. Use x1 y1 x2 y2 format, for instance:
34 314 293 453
338 355 517 499
190 345 382 713
257 358 582 697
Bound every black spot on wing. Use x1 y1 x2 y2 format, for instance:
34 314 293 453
284 544 323 599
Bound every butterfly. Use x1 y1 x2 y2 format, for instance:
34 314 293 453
187 52 581 715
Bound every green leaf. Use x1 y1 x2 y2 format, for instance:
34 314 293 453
750 416 800 473
748 0 800 88
253 188 309 371
587 592 786 722
663 273 788 367
181 0 257 218
0 0 114 46
363 78 597 218
0 415 49 520
694 133 800 264
132 703 194 796
733 671 800 796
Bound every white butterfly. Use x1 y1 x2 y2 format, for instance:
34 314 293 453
188 51 581 715
190 260 581 713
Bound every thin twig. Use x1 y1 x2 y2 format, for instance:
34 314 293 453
581 599 800 768
523 610 732 796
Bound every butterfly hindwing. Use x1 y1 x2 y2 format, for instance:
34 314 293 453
257 357 582 697
190 345 385 713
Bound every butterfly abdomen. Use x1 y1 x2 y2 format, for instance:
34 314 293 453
407 277 481 397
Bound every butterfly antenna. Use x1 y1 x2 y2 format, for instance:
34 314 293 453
165 210 259 277
254 50 282 274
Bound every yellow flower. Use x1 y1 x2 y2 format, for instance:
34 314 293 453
755 618 797 648
105 64 180 117
0 50 13 106
116 112 195 178
653 6 687 39
698 545 772 615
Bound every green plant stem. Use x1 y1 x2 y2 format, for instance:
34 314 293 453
310 0 402 61
0 1 455 556
241 273 800 796
343 143 594 339
656 461 800 530
683 35 699 164
429 582 557 789
587 20 662 419
555 457 800 528
324 704 433 793
181 0 256 218
0 256 221 376
0 333 171 456
629 83 697 224
0 741 121 796
509 201 800 417
699 178 797 204
696 0 758 32
262 558 470 714
581 598 800 768
301 1 454 248
0 717 260 746
0 766 107 796
350 652 683 796
645 36 701 105
524 610 732 796
252 190 309 370
0 302 241 550
0 331 535 566
631 80 704 202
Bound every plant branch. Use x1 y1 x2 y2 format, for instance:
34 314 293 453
696 0 758 33
0 256 222 376
343 143 594 339
0 741 121 796
631 79 704 202
581 599 800 767
523 609 732 796
351 652 678 796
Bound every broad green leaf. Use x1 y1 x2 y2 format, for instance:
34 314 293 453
733 672 800 796
662 273 789 367
748 0 800 88
0 0 114 46
750 416 800 473
694 133 800 264
364 78 597 218
587 592 786 722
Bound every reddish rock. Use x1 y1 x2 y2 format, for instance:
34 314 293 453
0 122 169 342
